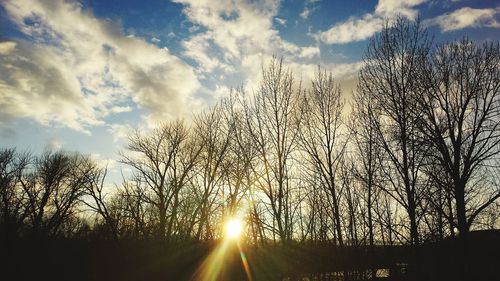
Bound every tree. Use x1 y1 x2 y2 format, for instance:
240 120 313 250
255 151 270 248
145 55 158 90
299 67 346 245
358 17 431 244
20 150 94 236
121 120 200 240
220 93 259 241
351 86 383 247
0 148 31 237
416 39 500 234
192 104 232 240
245 57 301 242
82 164 119 239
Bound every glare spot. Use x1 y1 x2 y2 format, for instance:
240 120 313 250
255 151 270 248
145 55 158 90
225 218 243 239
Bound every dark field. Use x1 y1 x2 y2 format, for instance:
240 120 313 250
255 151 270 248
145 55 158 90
2 230 498 281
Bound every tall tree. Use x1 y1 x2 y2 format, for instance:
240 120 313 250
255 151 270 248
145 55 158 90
358 17 431 244
299 67 346 245
245 58 301 242
416 39 500 235
192 104 232 240
351 87 383 247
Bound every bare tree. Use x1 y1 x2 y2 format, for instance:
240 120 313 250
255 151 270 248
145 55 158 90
350 87 384 247
120 120 199 240
119 177 150 239
20 151 94 236
358 17 431 244
245 57 301 242
299 67 346 245
166 135 201 241
219 92 261 242
81 163 120 239
416 39 500 235
0 148 31 236
189 104 232 240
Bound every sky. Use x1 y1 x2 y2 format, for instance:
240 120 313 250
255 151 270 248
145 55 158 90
0 0 499 181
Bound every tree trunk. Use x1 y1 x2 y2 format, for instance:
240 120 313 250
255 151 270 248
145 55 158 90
455 182 468 235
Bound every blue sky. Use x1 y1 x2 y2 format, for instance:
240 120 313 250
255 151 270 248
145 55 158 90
1 0 499 181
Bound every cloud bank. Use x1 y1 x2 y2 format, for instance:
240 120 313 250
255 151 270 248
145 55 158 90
0 0 201 133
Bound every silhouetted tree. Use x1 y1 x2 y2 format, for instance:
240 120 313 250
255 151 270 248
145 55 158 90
220 93 258 240
20 151 94 236
120 121 200 240
0 148 31 237
82 164 120 239
192 104 232 240
416 39 500 235
351 86 383 247
244 57 302 242
299 67 346 245
358 17 431 245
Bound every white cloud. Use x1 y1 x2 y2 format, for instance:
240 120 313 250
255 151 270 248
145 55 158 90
0 0 201 133
375 0 426 19
211 85 232 100
300 0 321 20
151 37 161 43
329 61 365 79
0 40 102 133
317 14 384 44
275 17 286 26
174 0 363 109
188 25 200 33
299 46 320 59
426 7 500 32
174 0 322 95
90 153 117 170
300 8 311 20
182 33 235 73
317 0 427 44
176 0 281 60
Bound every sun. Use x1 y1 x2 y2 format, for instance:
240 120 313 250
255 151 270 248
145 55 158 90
224 218 243 239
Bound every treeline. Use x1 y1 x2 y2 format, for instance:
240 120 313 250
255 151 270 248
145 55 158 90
1 18 499 246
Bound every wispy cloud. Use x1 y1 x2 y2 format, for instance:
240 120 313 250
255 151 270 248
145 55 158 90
108 123 133 143
316 0 427 44
425 7 500 32
300 8 311 20
300 0 321 20
299 46 320 59
275 17 286 26
0 41 17 54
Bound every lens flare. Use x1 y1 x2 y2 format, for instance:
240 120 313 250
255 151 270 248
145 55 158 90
225 218 243 239
191 218 251 281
